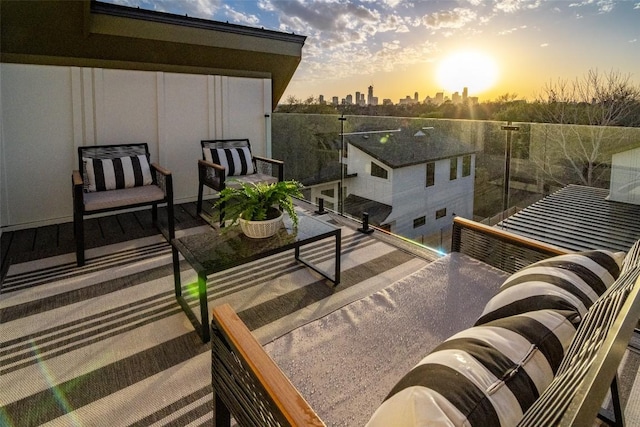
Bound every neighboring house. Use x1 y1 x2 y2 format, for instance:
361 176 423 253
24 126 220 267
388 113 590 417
330 127 476 239
0 0 305 231
609 147 640 206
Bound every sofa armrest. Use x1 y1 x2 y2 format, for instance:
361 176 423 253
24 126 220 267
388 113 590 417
211 304 325 427
451 216 569 274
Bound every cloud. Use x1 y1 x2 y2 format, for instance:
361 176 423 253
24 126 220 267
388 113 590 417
223 4 260 25
105 0 223 18
269 0 378 34
491 0 542 13
498 25 528 35
540 43 549 47
420 8 477 30
569 0 616 13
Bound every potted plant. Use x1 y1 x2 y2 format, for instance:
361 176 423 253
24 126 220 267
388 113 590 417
215 180 304 238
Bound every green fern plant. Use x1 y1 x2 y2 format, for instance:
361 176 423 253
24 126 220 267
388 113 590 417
215 180 304 227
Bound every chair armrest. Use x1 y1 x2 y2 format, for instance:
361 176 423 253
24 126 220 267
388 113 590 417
253 156 284 182
72 170 85 214
211 304 325 427
72 170 84 187
151 163 171 176
253 155 284 166
149 163 173 199
198 159 226 190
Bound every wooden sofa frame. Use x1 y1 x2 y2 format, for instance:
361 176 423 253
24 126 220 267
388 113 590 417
196 139 284 226
210 217 640 426
72 143 175 266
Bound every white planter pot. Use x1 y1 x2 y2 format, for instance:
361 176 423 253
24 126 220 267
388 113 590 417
239 211 284 238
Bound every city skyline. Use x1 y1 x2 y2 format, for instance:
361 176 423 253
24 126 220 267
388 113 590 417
320 85 477 106
104 0 640 103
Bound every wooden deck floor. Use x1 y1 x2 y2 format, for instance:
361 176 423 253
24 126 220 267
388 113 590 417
0 200 216 280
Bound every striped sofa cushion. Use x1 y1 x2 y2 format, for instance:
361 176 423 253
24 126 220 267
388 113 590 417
204 146 255 177
475 250 624 326
366 309 579 427
83 155 153 192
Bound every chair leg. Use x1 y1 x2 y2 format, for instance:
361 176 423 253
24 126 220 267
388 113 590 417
152 203 158 225
74 213 85 267
214 393 231 427
197 182 204 215
167 199 175 241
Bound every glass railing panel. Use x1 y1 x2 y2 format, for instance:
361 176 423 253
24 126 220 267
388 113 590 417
272 113 640 253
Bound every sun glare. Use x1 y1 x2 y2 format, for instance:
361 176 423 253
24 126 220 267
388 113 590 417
436 51 498 94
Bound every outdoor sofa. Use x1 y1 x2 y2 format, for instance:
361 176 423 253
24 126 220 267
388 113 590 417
210 216 640 426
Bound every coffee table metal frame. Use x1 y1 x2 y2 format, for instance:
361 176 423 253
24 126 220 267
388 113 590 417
171 213 341 342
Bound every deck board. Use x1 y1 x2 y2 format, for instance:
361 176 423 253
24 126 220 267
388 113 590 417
0 202 207 275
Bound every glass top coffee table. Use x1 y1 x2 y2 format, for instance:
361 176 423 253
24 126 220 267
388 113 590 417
171 212 341 342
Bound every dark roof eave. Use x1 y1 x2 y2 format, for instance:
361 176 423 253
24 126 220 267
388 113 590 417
0 0 306 109
90 1 305 42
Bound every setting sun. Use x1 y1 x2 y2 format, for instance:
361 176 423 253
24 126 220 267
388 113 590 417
436 51 499 94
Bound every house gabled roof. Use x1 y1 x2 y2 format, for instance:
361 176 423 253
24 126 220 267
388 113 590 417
497 185 640 252
345 127 477 169
0 0 306 109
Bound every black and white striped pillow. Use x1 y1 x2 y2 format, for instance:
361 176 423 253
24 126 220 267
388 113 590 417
475 250 624 326
203 147 255 176
366 309 579 427
83 155 153 192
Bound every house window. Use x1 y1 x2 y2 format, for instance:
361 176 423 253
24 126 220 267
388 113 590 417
371 162 388 179
426 162 435 187
413 216 426 228
436 208 447 219
450 158 457 180
462 155 471 177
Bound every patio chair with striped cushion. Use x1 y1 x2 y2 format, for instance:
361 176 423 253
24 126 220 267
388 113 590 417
196 139 284 226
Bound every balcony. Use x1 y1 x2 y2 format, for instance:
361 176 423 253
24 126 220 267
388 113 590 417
2 114 640 426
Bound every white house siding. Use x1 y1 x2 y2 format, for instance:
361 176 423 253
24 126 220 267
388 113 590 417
0 63 271 230
609 147 640 205
387 155 475 239
345 145 393 205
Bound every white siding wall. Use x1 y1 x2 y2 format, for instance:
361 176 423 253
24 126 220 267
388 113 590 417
345 145 393 205
388 155 475 238
610 147 640 205
343 142 475 239
0 63 271 229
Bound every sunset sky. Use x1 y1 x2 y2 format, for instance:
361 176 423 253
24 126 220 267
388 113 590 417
106 0 640 103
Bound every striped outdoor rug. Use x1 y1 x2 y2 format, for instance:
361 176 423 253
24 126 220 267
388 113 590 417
0 216 432 427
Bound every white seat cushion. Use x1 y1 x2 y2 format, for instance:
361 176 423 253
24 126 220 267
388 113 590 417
83 185 165 212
